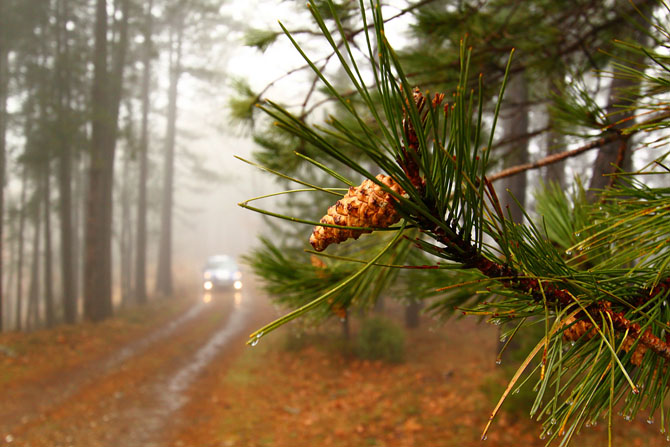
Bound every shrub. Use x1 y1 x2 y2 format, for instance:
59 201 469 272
355 317 405 363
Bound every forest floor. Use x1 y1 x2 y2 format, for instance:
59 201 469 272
0 284 667 447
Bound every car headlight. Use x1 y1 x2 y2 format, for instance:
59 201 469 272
203 281 213 290
233 280 242 290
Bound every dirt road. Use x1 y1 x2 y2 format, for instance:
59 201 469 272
0 287 271 447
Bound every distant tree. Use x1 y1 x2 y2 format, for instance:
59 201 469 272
135 0 154 305
0 0 9 331
155 3 184 298
84 0 130 321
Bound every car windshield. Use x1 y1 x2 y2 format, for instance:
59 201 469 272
205 257 237 271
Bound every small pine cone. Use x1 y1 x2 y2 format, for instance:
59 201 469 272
562 316 596 342
309 174 405 251
621 335 649 366
563 315 647 366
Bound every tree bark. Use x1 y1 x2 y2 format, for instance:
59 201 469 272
0 0 9 331
405 300 421 329
27 183 42 330
500 74 529 223
120 147 132 306
587 7 650 201
43 162 55 326
56 0 76 324
135 0 153 304
544 78 565 188
84 0 129 321
15 168 28 330
156 12 184 298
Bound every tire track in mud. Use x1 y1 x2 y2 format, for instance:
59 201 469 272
0 299 207 438
2 290 262 447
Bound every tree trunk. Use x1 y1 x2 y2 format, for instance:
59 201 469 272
27 184 42 330
405 300 421 329
500 74 529 223
135 0 153 304
5 212 18 328
15 168 28 330
0 0 9 332
43 163 55 326
156 13 184 298
544 78 565 188
84 0 129 321
587 73 637 199
120 149 132 306
56 0 76 324
587 10 650 201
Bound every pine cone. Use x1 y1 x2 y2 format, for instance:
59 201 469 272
309 174 405 251
562 315 647 366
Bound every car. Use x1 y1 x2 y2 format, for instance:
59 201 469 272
202 255 243 291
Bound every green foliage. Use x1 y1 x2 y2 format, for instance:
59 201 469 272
355 317 405 363
229 78 259 126
243 28 279 52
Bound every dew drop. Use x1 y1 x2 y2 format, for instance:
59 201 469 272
661 427 666 434
648 418 655 424
565 250 573 256
585 422 591 428
550 418 557 425
547 429 553 436
495 358 502 365
512 388 520 395
666 435 670 443
632 386 640 395
481 434 488 441
575 232 581 238
570 341 576 346
250 332 263 347
500 335 508 343
539 434 546 440
624 414 632 421
5 434 14 443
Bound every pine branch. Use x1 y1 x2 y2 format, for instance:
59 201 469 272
489 131 627 182
489 110 670 182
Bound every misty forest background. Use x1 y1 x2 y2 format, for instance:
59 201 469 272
0 0 664 332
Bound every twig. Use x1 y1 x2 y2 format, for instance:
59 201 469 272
488 131 625 182
489 109 670 182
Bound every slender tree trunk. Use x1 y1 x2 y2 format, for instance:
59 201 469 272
5 213 17 327
544 78 565 188
499 74 529 359
405 300 421 329
587 10 650 200
56 0 76 324
500 74 529 223
587 73 637 199
120 150 132 306
73 153 83 312
0 0 9 332
84 0 129 320
43 163 55 326
135 0 153 304
15 168 27 330
156 13 184 298
27 184 42 330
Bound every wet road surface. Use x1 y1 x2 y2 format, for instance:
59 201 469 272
1 288 269 447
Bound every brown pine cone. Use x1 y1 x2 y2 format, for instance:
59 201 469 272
562 314 648 366
309 174 405 251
